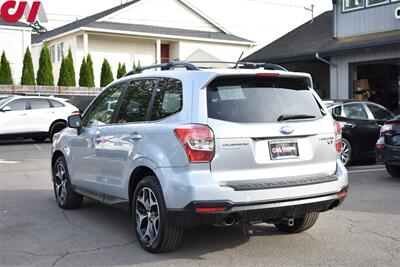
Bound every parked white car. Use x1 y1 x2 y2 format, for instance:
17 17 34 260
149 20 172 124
0 96 80 141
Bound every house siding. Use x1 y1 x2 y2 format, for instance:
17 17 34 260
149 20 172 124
330 46 400 98
0 27 31 85
336 1 400 38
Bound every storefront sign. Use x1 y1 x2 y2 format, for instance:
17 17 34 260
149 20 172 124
395 7 400 19
0 1 47 23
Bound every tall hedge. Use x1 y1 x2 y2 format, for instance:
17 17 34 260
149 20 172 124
57 57 66 86
0 51 13 85
117 63 126 79
86 54 95 87
100 59 114 87
79 57 88 87
21 48 35 85
65 48 76 87
36 44 54 86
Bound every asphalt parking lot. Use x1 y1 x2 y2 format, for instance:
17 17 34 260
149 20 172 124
1 140 400 267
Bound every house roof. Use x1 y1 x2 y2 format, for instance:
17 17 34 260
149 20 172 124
245 11 400 62
32 0 251 44
0 17 31 28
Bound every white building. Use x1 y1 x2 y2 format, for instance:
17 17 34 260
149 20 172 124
0 18 32 85
32 0 254 87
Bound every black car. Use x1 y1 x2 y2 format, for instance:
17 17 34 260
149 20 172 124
324 100 395 166
376 119 400 177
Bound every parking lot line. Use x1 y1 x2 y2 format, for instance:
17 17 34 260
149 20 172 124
0 159 20 164
348 168 386 174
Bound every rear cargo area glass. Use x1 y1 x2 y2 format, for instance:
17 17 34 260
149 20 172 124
207 76 323 123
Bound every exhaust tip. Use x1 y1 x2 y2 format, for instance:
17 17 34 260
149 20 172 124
224 215 237 226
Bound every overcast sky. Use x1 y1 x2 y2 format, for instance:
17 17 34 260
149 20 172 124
39 0 332 50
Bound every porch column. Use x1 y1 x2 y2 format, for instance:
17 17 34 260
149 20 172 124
156 39 161 64
83 32 89 56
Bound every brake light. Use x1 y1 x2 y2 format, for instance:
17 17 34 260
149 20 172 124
174 124 215 163
334 121 342 153
71 110 80 115
256 73 280 77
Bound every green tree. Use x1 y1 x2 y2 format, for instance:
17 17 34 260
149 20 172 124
36 43 54 86
86 54 95 87
21 48 35 85
64 48 76 87
0 51 13 85
117 62 127 79
100 59 114 87
79 57 88 87
57 57 66 86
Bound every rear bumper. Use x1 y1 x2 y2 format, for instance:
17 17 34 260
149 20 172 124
376 146 400 165
167 189 347 226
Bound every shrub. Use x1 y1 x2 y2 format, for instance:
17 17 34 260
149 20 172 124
79 57 88 87
117 62 127 79
65 48 76 87
100 59 114 87
86 54 95 87
0 51 13 85
21 48 35 85
36 43 54 86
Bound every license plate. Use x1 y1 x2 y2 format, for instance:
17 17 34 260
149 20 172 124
269 141 299 160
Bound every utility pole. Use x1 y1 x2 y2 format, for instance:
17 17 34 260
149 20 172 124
304 4 315 23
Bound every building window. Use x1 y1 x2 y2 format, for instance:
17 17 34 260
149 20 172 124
367 0 389 6
343 0 364 11
50 45 56 63
57 42 64 62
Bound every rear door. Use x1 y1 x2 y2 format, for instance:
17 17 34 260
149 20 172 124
206 75 337 182
27 98 53 133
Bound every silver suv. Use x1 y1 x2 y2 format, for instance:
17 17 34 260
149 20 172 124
51 62 348 253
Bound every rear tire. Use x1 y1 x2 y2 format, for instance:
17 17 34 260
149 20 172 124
340 138 352 167
386 164 400 178
52 156 83 209
49 121 67 141
274 212 319 233
132 176 183 253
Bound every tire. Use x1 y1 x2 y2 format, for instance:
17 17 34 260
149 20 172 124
274 212 319 234
340 138 352 167
386 164 400 178
32 136 48 142
49 121 67 141
52 156 83 209
132 176 183 253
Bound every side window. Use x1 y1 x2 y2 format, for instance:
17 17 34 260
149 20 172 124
30 99 51 110
367 104 393 121
7 99 27 111
116 79 155 123
82 84 124 127
50 100 65 108
151 78 183 121
343 103 369 120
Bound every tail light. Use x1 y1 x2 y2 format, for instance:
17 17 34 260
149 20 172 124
174 124 215 163
334 121 342 153
71 110 80 115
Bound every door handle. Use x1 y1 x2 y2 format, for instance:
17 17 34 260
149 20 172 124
94 136 102 144
130 133 143 141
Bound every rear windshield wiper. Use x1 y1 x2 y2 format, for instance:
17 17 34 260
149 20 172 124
277 114 316 122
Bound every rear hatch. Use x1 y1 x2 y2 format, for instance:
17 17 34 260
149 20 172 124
207 74 338 183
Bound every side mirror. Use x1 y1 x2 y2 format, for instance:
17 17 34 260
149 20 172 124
2 106 11 112
68 114 82 130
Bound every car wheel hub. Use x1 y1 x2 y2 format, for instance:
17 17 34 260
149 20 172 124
135 187 160 245
54 163 67 205
341 142 350 164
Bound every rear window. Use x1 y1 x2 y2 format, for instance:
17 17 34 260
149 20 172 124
207 76 323 123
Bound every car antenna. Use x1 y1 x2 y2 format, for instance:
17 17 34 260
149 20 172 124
234 52 244 69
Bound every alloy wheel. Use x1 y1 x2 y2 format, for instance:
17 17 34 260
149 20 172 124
341 141 350 165
54 163 67 206
135 187 160 245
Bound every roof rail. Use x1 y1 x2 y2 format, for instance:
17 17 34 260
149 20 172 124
123 61 287 77
124 61 200 77
188 61 287 71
